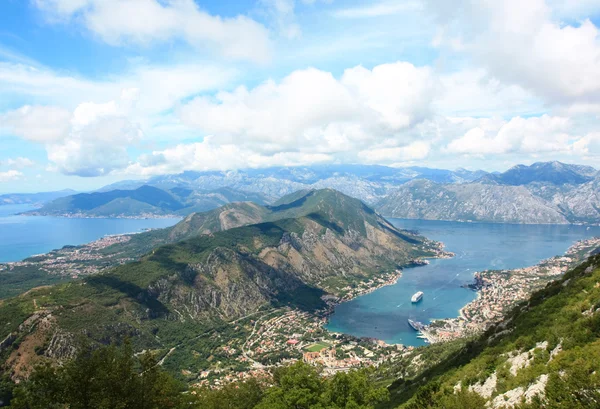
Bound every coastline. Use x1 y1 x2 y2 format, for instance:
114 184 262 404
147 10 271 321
419 236 600 344
21 211 183 220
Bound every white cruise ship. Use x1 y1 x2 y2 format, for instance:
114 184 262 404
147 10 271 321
411 291 424 303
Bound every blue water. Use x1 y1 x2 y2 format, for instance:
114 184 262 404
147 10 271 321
325 219 600 346
0 204 181 263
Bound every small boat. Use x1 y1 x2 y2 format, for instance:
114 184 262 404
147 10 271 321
411 291 424 303
408 319 424 331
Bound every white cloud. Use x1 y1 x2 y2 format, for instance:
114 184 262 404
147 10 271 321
428 0 600 105
0 105 71 143
178 62 437 154
0 62 236 115
2 95 142 177
358 141 431 162
446 115 573 155
2 157 36 168
435 69 541 118
573 132 600 157
333 1 421 19
0 170 23 182
33 0 272 63
47 116 142 177
124 137 333 176
260 0 302 39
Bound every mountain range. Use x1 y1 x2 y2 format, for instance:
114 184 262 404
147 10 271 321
0 190 76 206
378 162 600 224
24 185 269 217
15 161 600 224
2 187 599 408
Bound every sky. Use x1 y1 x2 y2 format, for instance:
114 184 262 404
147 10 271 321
1 0 600 193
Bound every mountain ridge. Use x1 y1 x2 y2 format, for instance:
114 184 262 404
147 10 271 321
0 189 441 382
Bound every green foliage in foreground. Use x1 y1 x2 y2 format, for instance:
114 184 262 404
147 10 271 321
196 361 389 409
7 344 388 409
9 341 189 409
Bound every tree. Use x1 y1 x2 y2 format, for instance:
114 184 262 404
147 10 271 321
256 361 324 409
324 369 389 409
9 341 186 409
194 378 265 409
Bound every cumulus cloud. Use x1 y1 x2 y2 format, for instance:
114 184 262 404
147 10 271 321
0 105 71 143
123 137 333 176
446 115 573 155
435 69 540 118
573 132 600 157
33 0 272 63
178 62 437 154
0 170 23 182
358 141 431 162
428 0 600 105
2 94 142 177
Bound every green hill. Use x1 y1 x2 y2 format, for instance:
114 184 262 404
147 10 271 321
102 188 417 261
0 189 435 383
27 185 184 216
24 185 271 218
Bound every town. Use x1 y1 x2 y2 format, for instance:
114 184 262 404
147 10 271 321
191 307 411 388
420 237 600 343
0 234 135 279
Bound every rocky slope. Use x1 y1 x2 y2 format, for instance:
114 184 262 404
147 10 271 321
383 252 600 408
0 189 438 380
378 180 570 224
378 162 600 224
88 162 599 225
98 164 489 205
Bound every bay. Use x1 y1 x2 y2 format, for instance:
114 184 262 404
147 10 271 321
0 204 180 263
325 219 600 347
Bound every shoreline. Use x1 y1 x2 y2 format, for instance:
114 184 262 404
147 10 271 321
320 246 456 344
20 212 183 220
419 236 600 344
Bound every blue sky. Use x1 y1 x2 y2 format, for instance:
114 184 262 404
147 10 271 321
1 0 600 192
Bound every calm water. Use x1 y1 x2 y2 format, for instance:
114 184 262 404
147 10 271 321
326 219 600 346
0 204 180 263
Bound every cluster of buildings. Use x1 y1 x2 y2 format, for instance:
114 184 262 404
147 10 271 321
421 237 600 343
0 235 133 278
336 269 403 301
193 305 410 387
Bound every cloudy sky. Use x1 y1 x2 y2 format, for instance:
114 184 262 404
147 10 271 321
1 0 600 192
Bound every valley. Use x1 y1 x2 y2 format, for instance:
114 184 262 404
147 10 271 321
0 186 599 407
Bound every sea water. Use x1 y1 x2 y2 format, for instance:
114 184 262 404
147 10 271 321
0 204 180 263
325 219 600 346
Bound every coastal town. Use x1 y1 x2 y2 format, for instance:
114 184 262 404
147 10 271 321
0 234 135 279
191 307 411 388
2 218 598 388
419 237 600 343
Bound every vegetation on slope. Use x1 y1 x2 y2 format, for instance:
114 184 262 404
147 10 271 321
382 253 600 408
0 190 432 386
5 343 388 409
0 189 427 300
